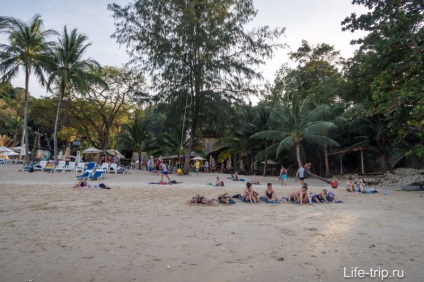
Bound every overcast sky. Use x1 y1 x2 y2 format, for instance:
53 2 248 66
1 0 368 98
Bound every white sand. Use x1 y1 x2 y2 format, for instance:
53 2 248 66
0 164 423 281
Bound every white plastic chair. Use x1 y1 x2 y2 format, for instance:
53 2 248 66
64 162 76 172
54 161 67 173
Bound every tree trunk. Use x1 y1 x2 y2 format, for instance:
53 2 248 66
295 142 302 167
23 68 30 162
308 171 332 185
323 144 329 178
54 91 64 163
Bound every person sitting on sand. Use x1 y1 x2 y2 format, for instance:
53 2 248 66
325 190 337 203
309 192 321 204
244 182 258 203
191 194 212 205
264 183 278 202
216 176 224 187
346 177 355 192
287 184 311 204
217 192 233 204
233 172 239 181
317 189 330 203
357 178 365 193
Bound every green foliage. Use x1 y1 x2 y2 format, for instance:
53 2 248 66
108 0 285 172
0 14 57 161
342 0 424 142
69 66 138 150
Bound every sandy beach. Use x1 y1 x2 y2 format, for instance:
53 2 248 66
0 164 423 282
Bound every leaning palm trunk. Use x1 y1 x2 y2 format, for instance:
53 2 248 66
307 171 332 185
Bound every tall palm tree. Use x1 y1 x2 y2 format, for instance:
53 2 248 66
252 94 339 169
0 14 57 162
46 26 104 162
119 119 156 170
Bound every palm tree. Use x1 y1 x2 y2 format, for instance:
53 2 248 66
46 26 104 162
0 14 57 162
252 94 339 169
119 119 156 170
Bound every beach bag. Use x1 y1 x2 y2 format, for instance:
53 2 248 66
331 180 338 189
29 166 34 173
99 183 111 189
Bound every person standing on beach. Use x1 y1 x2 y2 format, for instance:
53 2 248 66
160 161 171 183
279 166 287 187
296 164 306 186
195 160 201 176
204 160 209 173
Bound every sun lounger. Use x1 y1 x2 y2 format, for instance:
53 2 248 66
34 160 47 171
75 171 90 180
74 162 85 173
54 161 67 173
85 162 97 173
100 162 110 173
64 162 76 172
89 171 104 181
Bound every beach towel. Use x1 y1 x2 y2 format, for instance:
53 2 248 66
239 196 250 203
259 196 280 204
148 181 169 185
362 188 378 194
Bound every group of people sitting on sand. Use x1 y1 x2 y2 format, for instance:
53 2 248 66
346 177 365 193
284 184 337 204
192 181 339 205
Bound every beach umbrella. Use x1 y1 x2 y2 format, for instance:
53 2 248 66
0 150 18 156
239 159 244 171
82 147 102 154
191 156 206 161
75 151 81 163
106 149 124 159
64 147 71 161
0 146 13 153
58 150 63 160
227 158 232 169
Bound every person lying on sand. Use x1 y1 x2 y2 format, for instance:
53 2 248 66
216 176 224 187
264 183 278 202
217 192 233 204
191 194 212 205
250 178 260 185
244 182 258 203
74 180 91 188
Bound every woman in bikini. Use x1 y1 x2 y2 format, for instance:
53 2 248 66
244 182 258 203
191 193 212 205
264 183 278 202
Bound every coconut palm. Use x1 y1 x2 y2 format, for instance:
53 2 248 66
252 94 339 169
119 119 157 170
0 14 57 162
46 26 104 162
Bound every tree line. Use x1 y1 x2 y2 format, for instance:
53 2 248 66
1 0 423 175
